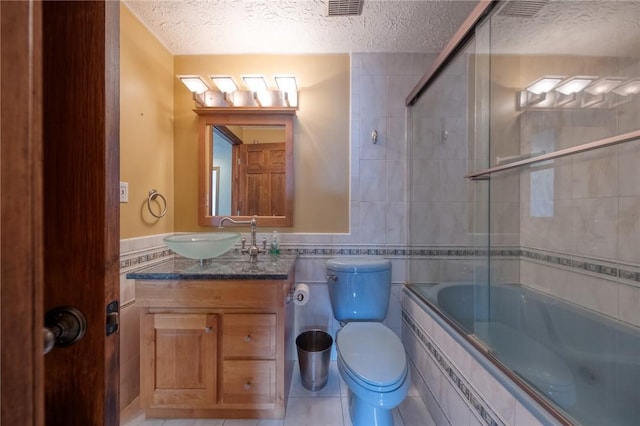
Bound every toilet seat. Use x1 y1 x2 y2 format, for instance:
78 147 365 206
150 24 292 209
336 322 407 390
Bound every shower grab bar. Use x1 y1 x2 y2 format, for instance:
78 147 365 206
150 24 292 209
466 128 640 180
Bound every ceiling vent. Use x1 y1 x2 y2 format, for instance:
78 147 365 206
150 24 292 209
326 0 364 17
498 0 549 18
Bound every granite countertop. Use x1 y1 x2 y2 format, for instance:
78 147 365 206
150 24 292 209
126 254 298 280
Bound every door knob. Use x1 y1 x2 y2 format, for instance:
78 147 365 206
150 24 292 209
43 306 87 355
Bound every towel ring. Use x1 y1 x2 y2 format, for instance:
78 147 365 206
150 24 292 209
147 189 167 218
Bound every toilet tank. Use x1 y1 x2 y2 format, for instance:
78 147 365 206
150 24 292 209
326 257 391 322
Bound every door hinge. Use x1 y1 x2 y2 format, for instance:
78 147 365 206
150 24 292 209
106 300 119 336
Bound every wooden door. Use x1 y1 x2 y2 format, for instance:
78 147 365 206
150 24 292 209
42 1 120 424
1 1 120 425
1 2 45 425
237 142 286 216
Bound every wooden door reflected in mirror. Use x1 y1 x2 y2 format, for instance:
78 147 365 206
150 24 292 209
196 108 295 227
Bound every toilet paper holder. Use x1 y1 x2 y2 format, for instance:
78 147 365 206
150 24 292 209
287 291 304 304
287 283 309 305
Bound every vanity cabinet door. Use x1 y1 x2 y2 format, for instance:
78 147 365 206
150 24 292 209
223 314 276 358
141 313 218 408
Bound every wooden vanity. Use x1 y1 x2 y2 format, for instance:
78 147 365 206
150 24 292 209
128 255 297 420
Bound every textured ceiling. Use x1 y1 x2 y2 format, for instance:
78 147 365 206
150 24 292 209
123 1 640 57
491 0 640 56
123 0 480 55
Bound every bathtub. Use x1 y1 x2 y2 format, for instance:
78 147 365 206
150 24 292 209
405 282 640 426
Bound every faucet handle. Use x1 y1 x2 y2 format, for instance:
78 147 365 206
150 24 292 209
241 237 247 250
262 237 267 252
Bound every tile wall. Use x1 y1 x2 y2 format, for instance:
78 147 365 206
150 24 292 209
515 137 640 327
350 52 435 245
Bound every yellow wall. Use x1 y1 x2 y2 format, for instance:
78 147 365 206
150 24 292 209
173 55 350 233
120 4 174 238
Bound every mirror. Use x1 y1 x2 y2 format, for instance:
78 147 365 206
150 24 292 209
195 108 295 227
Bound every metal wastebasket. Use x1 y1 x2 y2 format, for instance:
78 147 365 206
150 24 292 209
296 329 333 391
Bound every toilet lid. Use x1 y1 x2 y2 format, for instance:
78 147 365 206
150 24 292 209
337 322 406 387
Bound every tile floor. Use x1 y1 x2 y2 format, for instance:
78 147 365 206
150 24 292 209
121 361 435 426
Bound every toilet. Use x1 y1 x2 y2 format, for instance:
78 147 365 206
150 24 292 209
326 257 410 426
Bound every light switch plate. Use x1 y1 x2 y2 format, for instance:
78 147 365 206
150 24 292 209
119 182 128 203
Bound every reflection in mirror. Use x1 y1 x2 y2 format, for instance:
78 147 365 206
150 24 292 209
196 109 295 227
211 124 286 217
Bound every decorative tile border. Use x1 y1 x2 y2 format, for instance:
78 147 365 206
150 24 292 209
521 247 640 284
402 309 505 426
118 239 640 286
286 247 409 256
287 244 640 284
119 247 173 271
278 246 520 258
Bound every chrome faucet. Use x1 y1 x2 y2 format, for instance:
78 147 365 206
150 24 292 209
219 216 266 262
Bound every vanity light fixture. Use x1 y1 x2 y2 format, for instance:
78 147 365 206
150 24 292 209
518 76 565 109
612 78 640 96
242 76 269 106
178 76 209 93
275 76 298 107
554 76 596 95
231 90 258 107
552 92 578 107
179 74 298 109
609 92 633 108
580 92 606 108
609 78 640 108
210 76 238 93
242 76 268 92
526 76 565 94
584 77 626 95
178 76 218 107
208 76 237 106
200 90 230 107
519 74 640 110
580 77 626 107
242 76 288 107
517 90 546 109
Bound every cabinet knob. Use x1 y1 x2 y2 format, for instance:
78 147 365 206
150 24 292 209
244 334 252 342
244 382 251 390
205 326 213 334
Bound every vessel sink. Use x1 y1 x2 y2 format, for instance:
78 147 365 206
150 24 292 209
164 232 241 260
